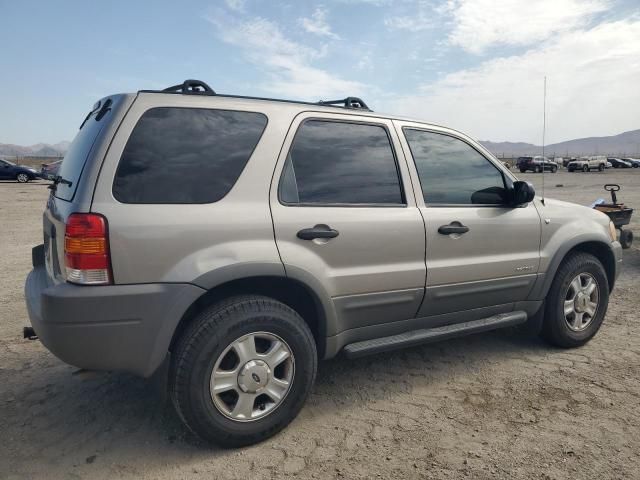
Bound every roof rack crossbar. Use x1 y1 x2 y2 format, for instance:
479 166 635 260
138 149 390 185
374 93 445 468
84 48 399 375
162 79 216 95
317 97 371 111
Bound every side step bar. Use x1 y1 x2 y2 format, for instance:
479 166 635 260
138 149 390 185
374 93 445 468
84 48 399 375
343 311 528 359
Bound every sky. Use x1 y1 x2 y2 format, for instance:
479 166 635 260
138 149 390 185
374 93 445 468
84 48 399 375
1 0 639 146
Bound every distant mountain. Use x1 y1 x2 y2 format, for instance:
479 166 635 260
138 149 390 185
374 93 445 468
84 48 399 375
3 128 639 159
0 141 69 157
481 129 640 158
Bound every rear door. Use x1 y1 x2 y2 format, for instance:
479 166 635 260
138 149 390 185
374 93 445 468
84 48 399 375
270 113 426 336
397 123 541 323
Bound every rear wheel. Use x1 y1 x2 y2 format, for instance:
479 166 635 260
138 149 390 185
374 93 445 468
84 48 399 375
542 253 609 348
598 164 605 171
170 295 317 447
582 165 589 172
16 173 30 183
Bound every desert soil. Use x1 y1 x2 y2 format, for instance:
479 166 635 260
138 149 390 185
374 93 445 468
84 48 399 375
1 168 639 479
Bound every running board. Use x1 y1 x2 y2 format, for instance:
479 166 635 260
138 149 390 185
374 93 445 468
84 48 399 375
342 311 528 359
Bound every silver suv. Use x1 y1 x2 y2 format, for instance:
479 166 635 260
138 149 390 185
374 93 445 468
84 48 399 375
25 80 622 446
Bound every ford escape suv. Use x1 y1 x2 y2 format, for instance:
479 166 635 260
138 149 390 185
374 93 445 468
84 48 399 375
25 80 622 447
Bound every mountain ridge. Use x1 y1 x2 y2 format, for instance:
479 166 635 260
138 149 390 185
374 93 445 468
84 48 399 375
2 129 639 159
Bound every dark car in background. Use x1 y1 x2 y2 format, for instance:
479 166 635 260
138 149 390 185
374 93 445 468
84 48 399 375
608 158 633 168
0 158 39 182
40 160 63 180
517 156 558 173
621 158 640 168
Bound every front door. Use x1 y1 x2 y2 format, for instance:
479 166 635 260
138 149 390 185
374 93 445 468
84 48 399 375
397 123 541 321
270 113 426 336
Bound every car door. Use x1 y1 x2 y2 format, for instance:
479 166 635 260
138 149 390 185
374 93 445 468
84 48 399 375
396 122 541 324
270 113 426 336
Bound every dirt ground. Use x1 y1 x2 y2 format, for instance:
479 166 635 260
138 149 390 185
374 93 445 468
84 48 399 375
1 169 639 480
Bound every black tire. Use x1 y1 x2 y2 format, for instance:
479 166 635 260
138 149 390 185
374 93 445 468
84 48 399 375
620 229 633 249
582 165 589 172
519 168 526 173
633 164 639 168
568 167 575 172
551 166 558 173
170 295 317 447
598 164 605 172
541 252 609 348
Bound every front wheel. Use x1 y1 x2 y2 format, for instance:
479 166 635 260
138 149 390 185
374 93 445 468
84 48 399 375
582 165 589 172
170 295 317 447
542 252 609 348
598 164 605 171
16 173 30 183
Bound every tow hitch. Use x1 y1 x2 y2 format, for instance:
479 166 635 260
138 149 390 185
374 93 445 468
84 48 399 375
23 326 38 340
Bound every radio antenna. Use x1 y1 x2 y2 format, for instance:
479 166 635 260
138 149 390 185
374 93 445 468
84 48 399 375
541 76 547 206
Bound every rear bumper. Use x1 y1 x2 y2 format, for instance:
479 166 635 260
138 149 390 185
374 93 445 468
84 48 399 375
25 262 204 377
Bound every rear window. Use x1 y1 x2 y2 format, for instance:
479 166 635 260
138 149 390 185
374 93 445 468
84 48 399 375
54 102 110 201
113 107 267 204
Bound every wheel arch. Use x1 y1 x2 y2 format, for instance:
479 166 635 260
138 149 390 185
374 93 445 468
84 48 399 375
170 271 335 359
534 239 617 300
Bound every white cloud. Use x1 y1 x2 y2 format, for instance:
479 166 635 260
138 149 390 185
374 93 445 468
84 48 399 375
206 11 364 99
384 0 439 32
224 0 245 12
446 0 609 53
383 19 640 144
300 7 339 39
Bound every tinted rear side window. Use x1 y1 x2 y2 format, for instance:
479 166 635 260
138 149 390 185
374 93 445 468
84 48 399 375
113 108 267 204
280 120 404 205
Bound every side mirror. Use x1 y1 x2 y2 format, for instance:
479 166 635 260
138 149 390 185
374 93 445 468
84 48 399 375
511 181 535 205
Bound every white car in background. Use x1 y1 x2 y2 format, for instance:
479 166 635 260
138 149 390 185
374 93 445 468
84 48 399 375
567 155 608 172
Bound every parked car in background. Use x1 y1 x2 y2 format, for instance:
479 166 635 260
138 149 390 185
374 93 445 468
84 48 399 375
0 158 39 182
40 160 63 180
567 156 608 172
563 157 577 167
517 156 558 173
606 161 612 169
607 158 632 169
621 158 640 168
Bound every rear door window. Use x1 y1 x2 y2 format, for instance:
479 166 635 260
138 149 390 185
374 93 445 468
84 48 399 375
279 120 404 205
113 107 267 204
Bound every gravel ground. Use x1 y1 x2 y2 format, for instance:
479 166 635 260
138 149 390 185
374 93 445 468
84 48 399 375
1 169 639 480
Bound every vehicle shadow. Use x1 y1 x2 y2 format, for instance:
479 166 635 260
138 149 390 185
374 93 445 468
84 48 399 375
0 326 556 470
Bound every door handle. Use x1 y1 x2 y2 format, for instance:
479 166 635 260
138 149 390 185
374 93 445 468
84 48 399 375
297 224 339 240
438 222 470 235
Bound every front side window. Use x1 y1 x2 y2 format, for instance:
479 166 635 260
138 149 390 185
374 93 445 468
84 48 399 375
113 107 267 204
403 129 507 205
280 120 404 205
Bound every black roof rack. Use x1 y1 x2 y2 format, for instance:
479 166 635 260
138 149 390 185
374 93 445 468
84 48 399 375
161 79 216 95
139 79 372 111
317 97 370 111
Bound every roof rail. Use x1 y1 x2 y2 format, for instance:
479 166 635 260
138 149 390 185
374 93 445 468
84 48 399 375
318 97 371 111
139 80 372 111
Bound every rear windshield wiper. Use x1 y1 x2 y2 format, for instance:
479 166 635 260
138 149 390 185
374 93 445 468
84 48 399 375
48 175 73 191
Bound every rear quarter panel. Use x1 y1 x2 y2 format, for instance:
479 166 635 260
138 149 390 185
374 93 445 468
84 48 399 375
91 94 298 284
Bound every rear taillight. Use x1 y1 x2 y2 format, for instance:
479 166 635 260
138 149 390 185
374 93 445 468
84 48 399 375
64 213 112 285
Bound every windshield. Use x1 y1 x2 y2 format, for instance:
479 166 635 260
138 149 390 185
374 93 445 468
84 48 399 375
53 105 109 201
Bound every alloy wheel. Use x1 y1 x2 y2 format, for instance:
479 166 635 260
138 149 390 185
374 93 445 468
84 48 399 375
210 332 294 422
563 273 599 332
